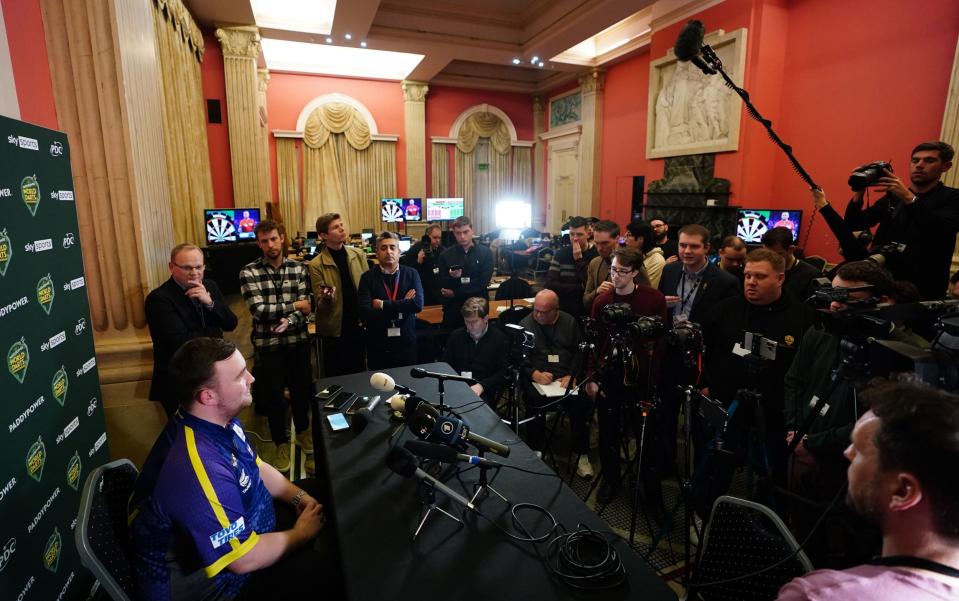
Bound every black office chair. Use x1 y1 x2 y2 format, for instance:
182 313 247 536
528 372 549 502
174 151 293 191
498 305 532 328
803 255 827 272
75 458 139 601
687 495 812 601
494 277 533 301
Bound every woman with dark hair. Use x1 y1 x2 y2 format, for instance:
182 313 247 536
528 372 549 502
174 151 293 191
626 220 665 288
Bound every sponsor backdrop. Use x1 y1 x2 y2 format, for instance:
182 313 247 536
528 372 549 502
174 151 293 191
0 115 109 600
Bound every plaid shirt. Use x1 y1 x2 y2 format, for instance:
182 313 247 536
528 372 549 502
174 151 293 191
239 256 310 349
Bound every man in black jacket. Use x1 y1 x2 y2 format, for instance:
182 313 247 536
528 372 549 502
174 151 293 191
401 223 444 306
546 216 598 319
762 226 821 302
145 243 238 417
437 216 493 330
443 297 507 406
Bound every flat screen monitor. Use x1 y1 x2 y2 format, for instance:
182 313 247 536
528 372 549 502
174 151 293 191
737 208 803 245
398 237 412 253
381 198 422 223
360 232 373 242
204 208 260 245
426 197 465 221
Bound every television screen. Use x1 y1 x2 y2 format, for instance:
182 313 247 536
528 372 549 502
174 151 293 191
737 209 802 245
381 198 422 223
204 208 260 245
426 197 465 221
398 237 412 253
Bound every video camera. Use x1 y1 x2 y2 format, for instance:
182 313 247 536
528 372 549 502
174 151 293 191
504 323 535 365
848 160 893 191
598 303 666 340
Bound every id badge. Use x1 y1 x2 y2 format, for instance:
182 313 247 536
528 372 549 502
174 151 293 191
432 267 440 274
461 277 471 284
462 371 473 379
548 354 560 363
397 313 403 320
387 327 401 337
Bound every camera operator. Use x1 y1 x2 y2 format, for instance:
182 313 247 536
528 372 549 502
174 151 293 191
518 290 592 475
843 141 959 300
585 248 668 503
700 249 816 499
442 297 507 406
762 226 822 301
401 222 445 306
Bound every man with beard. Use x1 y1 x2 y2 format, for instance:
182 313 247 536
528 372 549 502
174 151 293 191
777 382 959 600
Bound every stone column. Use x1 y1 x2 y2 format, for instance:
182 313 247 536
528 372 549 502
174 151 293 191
402 80 429 199
578 69 605 216
532 95 546 228
216 26 266 211
256 68 271 211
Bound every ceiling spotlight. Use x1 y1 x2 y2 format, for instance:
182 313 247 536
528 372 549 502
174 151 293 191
531 56 539 63
325 37 333 44
538 62 545 68
360 41 367 47
345 33 352 40
512 58 521 65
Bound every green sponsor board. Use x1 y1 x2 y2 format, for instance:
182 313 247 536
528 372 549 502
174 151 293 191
0 116 108 599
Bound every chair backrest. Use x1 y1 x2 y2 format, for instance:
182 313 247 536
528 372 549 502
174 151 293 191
803 255 827 272
690 495 813 601
494 277 534 300
497 305 533 327
75 458 139 601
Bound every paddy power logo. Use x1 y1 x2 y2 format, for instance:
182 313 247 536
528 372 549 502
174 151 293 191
51 366 68 406
0 228 10 276
20 175 40 216
7 337 29 383
36 274 54 315
66 452 81 491
42 527 60 573
26 436 46 482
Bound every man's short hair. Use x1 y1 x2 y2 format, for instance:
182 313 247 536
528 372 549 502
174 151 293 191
169 337 238 408
678 224 710 245
376 231 400 245
626 220 655 252
720 235 746 251
461 297 488 318
591 219 620 238
761 226 795 249
912 141 954 163
315 213 341 235
864 381 959 539
566 216 589 230
612 247 645 271
452 216 472 230
170 243 201 262
746 248 785 273
254 219 281 237
424 223 442 236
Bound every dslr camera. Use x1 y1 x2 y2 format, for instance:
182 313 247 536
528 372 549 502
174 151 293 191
599 303 666 340
848 160 893 191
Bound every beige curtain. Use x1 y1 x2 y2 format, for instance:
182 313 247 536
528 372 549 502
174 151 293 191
456 112 512 155
303 143 347 228
276 138 302 235
338 136 397 232
432 143 450 198
303 102 371 150
454 148 478 229
151 0 214 246
511 147 532 201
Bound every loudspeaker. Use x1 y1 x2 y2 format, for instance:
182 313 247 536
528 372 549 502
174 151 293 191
206 99 222 124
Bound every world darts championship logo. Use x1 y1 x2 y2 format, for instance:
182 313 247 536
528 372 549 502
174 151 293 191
20 174 40 216
0 228 11 276
37 274 55 315
51 366 68 406
7 336 29 384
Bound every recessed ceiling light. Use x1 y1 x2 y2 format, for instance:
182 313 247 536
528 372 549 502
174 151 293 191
345 33 352 40
325 37 333 44
537 61 545 67
512 58 521 65
531 56 539 63
252 0 336 35
360 41 367 48
262 38 424 80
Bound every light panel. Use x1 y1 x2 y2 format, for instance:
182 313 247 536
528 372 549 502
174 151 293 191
252 0 337 35
261 39 424 81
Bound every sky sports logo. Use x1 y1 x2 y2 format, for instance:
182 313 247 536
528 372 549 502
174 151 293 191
7 135 39 151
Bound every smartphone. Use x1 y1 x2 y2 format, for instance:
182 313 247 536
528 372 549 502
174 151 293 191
336 393 358 413
323 389 352 410
316 384 342 407
327 412 349 431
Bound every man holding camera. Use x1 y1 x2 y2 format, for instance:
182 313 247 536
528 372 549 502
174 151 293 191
843 141 959 300
402 223 444 306
586 248 668 504
437 216 493 330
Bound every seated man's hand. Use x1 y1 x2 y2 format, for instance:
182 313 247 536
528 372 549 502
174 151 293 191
531 370 554 385
557 375 572 388
469 383 484 397
295 493 319 515
294 502 325 539
585 382 599 397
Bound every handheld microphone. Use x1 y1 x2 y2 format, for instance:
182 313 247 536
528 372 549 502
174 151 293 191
353 395 383 431
408 404 511 458
674 19 715 75
404 440 501 468
370 372 417 396
410 367 477 385
386 446 475 510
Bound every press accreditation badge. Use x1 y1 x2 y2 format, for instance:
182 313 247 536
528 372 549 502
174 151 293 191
387 327 401 337
548 354 560 363
462 371 473 379
433 267 440 274
461 277 471 284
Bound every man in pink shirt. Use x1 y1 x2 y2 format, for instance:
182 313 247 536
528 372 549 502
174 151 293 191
777 381 959 600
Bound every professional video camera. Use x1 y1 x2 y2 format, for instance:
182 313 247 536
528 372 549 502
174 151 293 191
848 160 893 191
867 242 906 267
598 303 666 340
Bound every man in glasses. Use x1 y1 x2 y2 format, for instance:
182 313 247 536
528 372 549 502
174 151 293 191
146 243 238 417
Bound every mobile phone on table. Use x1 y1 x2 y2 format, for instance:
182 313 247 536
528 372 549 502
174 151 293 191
327 412 349 431
336 393 358 413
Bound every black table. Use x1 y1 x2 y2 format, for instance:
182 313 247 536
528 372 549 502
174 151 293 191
311 362 677 601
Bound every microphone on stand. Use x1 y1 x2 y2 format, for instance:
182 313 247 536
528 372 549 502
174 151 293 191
404 440 501 468
410 367 477 385
674 19 715 75
370 372 417 396
386 446 475 511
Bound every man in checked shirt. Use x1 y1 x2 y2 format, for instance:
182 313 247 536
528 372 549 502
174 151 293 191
240 220 313 472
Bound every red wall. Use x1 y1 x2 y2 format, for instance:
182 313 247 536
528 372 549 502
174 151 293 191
596 0 959 259
2 0 58 129
200 33 233 208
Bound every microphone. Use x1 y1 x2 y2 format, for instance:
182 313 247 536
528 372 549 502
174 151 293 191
673 19 715 75
404 440 501 468
408 404 511 458
386 446 475 510
353 395 382 431
410 367 477 385
370 372 417 396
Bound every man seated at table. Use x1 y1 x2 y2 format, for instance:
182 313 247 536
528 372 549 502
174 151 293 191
443 297 508 406
519 289 593 477
129 337 340 601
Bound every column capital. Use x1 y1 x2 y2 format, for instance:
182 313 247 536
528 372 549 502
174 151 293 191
257 68 270 93
215 26 261 59
401 80 429 103
532 95 546 113
579 69 606 94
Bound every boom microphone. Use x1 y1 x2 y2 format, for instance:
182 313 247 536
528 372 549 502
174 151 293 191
410 367 477 385
404 440 501 468
370 372 417 396
386 446 475 510
673 19 715 75
408 404 511 458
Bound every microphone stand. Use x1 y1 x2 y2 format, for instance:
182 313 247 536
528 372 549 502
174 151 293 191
412 479 464 541
468 447 509 506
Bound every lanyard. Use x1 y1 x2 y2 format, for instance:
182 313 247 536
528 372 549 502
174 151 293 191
868 555 959 578
679 270 703 315
382 268 400 301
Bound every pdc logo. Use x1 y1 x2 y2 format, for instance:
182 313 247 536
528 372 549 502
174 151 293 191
0 538 15 571
49 141 63 156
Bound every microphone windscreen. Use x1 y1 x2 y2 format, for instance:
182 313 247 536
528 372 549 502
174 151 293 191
674 20 706 60
404 440 459 463
407 407 436 439
387 394 407 412
370 372 396 392
386 446 417 477
410 367 427 379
